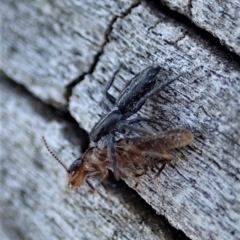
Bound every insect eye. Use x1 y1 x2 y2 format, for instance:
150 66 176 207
68 158 82 175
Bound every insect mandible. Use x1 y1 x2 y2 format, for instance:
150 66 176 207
89 65 177 179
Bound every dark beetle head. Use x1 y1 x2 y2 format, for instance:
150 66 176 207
89 109 122 142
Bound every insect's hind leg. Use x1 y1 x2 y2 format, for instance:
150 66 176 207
104 66 122 105
107 134 120 180
154 163 167 188
121 117 163 129
147 74 181 100
129 117 162 125
118 124 153 135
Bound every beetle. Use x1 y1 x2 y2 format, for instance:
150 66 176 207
43 129 193 191
89 65 177 179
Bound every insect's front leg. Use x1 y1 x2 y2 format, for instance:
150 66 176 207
107 133 119 180
86 180 97 194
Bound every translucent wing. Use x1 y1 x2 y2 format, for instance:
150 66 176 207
115 129 193 166
65 129 192 189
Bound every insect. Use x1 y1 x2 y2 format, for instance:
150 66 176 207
43 129 193 191
89 65 177 179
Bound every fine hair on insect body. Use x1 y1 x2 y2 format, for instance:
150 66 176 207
89 65 179 179
43 129 193 192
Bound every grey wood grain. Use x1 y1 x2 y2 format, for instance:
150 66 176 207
1 0 139 108
1 0 239 240
161 0 240 56
0 75 188 240
70 4 240 240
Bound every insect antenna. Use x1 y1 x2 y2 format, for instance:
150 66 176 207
42 136 69 173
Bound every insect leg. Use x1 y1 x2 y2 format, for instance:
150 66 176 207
147 77 178 99
101 182 110 200
117 117 163 134
134 164 148 177
104 66 122 105
154 162 167 188
101 102 111 112
86 180 97 194
107 134 119 180
105 92 116 106
99 168 109 183
124 117 163 126
118 124 152 135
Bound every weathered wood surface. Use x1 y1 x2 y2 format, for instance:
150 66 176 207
161 0 240 56
1 0 240 240
70 4 240 239
0 76 188 240
1 0 140 108
2 0 239 109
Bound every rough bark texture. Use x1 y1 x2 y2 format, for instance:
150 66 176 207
1 0 140 108
1 0 239 240
1 75 188 240
161 0 240 56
